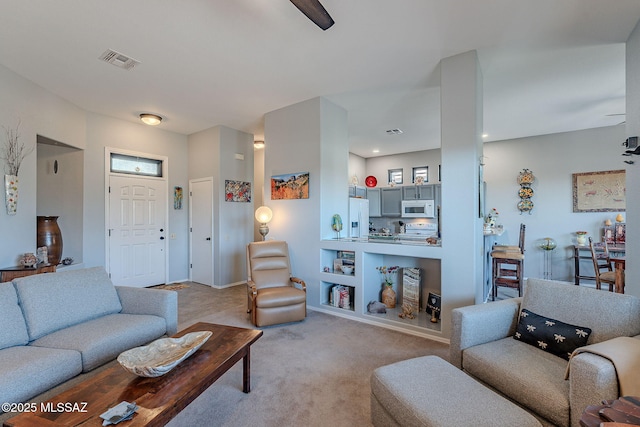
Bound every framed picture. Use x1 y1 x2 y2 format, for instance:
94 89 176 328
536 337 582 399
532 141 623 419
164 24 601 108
572 170 626 212
224 180 251 202
271 172 309 200
174 186 183 209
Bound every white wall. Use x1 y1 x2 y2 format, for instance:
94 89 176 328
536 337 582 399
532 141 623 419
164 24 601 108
439 50 484 337
362 149 441 187
484 125 626 283
348 153 366 186
188 125 254 286
0 64 86 267
84 113 189 282
264 97 348 307
253 145 265 241
626 20 640 297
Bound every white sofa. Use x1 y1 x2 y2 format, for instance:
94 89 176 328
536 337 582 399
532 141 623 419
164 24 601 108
0 267 177 407
450 278 640 427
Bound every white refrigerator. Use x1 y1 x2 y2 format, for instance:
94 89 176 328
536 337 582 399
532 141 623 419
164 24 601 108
348 198 369 239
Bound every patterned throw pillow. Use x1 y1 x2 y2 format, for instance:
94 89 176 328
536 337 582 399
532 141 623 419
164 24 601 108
513 309 592 360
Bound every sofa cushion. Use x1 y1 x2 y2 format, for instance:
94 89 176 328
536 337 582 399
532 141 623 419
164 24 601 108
0 282 29 350
514 308 591 360
522 278 640 345
14 267 123 340
0 346 82 405
463 337 569 427
30 313 167 372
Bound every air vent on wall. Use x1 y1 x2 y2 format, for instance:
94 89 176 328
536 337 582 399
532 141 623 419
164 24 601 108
99 49 140 71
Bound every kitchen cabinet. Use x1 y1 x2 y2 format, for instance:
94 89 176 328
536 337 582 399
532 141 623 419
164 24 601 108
348 185 366 198
403 185 435 200
381 187 402 217
367 188 381 217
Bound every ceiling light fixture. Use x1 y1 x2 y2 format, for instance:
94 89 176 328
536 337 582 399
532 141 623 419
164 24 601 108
140 114 162 126
482 133 489 138
372 149 380 153
254 140 265 149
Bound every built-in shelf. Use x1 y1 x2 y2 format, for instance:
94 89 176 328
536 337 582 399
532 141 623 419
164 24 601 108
318 240 443 338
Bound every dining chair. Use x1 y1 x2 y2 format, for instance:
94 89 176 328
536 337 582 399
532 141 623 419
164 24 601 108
588 237 615 292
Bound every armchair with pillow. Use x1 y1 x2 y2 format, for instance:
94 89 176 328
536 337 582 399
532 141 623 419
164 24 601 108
450 278 640 427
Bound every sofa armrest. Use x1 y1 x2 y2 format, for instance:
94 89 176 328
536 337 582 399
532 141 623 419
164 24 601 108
116 286 178 336
450 297 521 369
569 352 618 427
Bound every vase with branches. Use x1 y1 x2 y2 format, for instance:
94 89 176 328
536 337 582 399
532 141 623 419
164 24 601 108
1 120 33 176
1 120 33 215
377 265 399 308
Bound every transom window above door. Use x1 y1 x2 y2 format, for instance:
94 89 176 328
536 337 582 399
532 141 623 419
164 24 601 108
110 153 163 177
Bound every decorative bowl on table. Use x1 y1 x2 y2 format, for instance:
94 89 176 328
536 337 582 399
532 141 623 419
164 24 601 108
117 331 212 377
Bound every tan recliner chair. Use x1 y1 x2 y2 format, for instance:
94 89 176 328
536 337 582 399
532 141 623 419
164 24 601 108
246 240 306 327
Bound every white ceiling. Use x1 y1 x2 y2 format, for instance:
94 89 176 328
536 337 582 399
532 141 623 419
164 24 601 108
0 1 638 158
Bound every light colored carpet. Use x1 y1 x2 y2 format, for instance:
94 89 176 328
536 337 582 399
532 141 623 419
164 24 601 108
166 307 449 427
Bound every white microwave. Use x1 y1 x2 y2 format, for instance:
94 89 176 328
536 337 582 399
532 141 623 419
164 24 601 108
401 200 435 218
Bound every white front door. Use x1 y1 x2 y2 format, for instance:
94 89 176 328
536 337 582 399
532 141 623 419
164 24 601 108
189 178 214 286
108 175 167 287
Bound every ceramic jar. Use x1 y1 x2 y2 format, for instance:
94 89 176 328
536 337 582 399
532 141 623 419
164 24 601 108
381 285 396 308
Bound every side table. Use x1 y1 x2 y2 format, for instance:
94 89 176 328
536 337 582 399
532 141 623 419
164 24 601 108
0 264 56 282
580 396 640 427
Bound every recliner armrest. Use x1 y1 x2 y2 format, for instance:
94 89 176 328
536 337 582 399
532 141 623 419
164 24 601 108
247 280 258 297
115 286 178 335
290 276 306 291
450 297 521 369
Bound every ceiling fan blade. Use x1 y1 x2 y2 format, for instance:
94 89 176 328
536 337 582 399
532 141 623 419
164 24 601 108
290 0 335 30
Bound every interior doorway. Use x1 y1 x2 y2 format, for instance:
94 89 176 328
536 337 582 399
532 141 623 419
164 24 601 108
36 136 84 266
189 178 214 286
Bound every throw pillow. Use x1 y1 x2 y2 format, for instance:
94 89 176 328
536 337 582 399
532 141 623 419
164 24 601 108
513 308 592 360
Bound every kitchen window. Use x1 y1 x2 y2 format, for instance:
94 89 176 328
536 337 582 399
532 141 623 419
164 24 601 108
412 166 428 183
388 168 403 185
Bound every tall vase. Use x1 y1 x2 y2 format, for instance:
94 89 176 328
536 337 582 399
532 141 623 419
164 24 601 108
37 216 63 265
4 174 18 215
381 284 396 308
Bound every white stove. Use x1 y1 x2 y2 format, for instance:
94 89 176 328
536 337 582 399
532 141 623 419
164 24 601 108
400 222 438 240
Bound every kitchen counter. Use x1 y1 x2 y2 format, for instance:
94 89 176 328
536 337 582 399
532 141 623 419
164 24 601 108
330 235 441 247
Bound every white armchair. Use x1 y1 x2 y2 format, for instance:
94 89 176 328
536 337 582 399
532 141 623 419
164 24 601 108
450 278 640 427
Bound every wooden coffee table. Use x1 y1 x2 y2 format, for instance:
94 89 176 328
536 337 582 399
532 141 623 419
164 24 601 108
3 322 262 427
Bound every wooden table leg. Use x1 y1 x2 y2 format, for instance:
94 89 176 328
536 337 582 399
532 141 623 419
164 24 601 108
243 347 251 393
615 268 625 294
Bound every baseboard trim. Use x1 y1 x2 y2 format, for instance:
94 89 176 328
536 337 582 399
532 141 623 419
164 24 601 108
210 281 245 290
307 305 450 345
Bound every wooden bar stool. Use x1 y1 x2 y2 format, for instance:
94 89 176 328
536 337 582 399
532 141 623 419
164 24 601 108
588 237 616 292
491 224 525 300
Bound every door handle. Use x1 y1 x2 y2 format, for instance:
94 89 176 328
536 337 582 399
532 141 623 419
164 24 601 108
160 236 165 240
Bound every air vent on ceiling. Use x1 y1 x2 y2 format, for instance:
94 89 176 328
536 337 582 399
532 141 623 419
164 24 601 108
99 49 140 71
386 128 403 135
